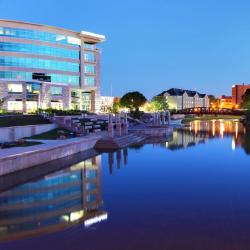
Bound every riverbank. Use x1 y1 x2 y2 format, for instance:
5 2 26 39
0 133 104 176
181 115 242 124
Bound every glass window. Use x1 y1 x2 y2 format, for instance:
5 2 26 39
0 27 80 46
26 82 41 94
82 92 91 111
0 71 80 86
84 64 95 74
8 83 23 93
50 86 63 96
84 43 95 50
84 52 95 62
0 42 79 59
8 101 23 111
0 56 79 72
84 76 95 86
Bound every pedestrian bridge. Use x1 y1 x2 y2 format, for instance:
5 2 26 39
173 107 244 116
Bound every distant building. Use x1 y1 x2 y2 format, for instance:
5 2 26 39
232 84 250 107
158 88 209 110
219 95 232 109
100 96 120 113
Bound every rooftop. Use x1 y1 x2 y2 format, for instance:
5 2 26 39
158 88 207 98
0 19 106 44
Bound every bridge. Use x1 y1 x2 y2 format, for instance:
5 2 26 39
173 107 244 116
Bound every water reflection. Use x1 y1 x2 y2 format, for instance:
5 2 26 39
165 120 250 154
0 156 107 242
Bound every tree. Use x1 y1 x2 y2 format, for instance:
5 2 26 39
119 91 147 112
150 96 168 112
208 95 219 108
107 102 120 114
242 89 250 109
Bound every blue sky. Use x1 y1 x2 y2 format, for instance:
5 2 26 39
1 0 250 98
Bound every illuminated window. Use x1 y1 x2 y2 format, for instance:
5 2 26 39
8 83 23 93
8 101 23 111
51 101 63 110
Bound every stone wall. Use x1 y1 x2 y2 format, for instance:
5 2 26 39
0 123 57 142
0 136 101 176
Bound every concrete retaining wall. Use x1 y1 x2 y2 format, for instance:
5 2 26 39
0 124 57 142
0 136 101 176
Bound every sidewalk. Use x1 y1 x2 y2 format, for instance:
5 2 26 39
0 132 107 176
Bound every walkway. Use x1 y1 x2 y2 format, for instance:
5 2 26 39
0 131 107 160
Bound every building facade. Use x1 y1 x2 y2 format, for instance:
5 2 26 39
100 96 120 113
232 84 250 107
0 20 105 113
158 88 209 110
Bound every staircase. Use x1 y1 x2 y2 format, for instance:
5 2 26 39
94 133 148 151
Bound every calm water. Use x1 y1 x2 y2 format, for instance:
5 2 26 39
1 120 250 250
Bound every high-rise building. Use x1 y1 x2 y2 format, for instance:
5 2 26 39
232 84 250 106
0 20 105 112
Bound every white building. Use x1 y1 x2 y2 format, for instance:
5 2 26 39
100 96 119 113
158 88 209 110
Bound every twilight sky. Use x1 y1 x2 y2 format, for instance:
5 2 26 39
1 0 250 98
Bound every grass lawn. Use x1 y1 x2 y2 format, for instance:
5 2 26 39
181 115 242 124
0 115 51 127
27 128 71 140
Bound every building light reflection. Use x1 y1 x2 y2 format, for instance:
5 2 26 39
232 138 236 151
84 213 108 227
220 121 224 138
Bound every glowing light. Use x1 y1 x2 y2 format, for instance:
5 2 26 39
235 122 238 139
232 139 236 151
84 213 108 227
220 121 224 138
70 210 84 222
194 120 198 134
212 120 215 136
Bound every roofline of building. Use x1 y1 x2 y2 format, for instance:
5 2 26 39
0 19 106 44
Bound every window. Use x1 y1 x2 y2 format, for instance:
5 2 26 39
8 101 23 111
8 84 22 93
50 86 63 96
84 43 95 50
84 77 95 86
26 82 41 94
84 52 95 62
0 27 80 46
0 56 79 72
0 42 79 59
84 64 95 74
0 71 80 86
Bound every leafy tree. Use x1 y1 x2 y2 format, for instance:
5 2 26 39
241 89 250 109
119 91 147 112
150 96 168 112
208 95 219 107
107 102 120 114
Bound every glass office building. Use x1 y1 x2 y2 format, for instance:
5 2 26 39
0 20 105 112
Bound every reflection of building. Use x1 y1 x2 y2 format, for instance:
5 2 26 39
0 20 105 112
166 129 207 150
158 88 209 110
232 84 250 107
166 120 246 151
0 155 107 242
